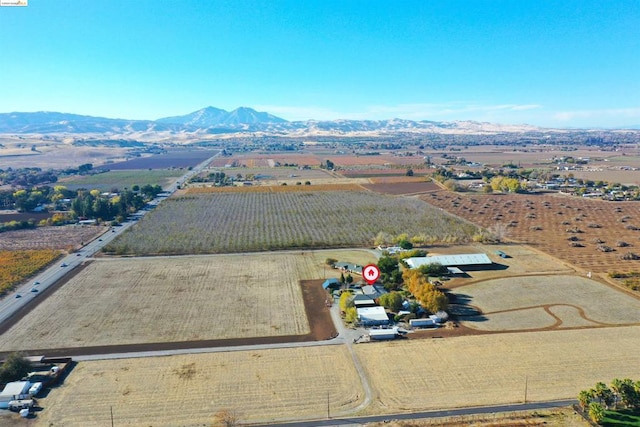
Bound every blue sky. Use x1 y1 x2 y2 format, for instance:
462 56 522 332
0 0 638 127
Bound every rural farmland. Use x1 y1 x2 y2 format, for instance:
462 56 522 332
455 275 640 331
423 191 640 273
35 346 364 426
59 169 183 191
0 249 375 351
0 253 317 350
357 326 640 415
104 190 479 255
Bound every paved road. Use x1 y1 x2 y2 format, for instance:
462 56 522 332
0 150 220 327
249 399 577 427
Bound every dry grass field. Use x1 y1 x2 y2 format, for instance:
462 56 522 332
357 326 640 415
0 250 374 350
29 327 640 425
423 191 640 273
456 275 640 331
34 346 364 426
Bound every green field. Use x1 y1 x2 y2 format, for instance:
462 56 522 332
60 169 183 191
104 190 479 255
603 409 640 426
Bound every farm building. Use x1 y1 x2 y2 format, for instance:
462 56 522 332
322 278 341 290
410 314 444 329
369 327 399 340
352 294 377 308
334 262 363 275
404 254 492 270
357 306 390 326
0 381 32 409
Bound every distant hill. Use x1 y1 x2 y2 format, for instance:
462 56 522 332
157 106 287 127
2 107 638 137
0 111 183 134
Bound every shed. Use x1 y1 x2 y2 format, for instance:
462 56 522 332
322 278 341 290
405 254 492 269
369 327 399 340
352 294 376 307
357 306 390 326
0 381 32 408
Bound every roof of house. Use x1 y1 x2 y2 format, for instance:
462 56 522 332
404 253 492 269
0 381 31 397
322 278 341 289
357 306 388 321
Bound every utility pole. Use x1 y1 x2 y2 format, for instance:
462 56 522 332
327 390 330 419
524 375 528 404
111 406 114 427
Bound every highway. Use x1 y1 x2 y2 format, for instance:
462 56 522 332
0 150 219 328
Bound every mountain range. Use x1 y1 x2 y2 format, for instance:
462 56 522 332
0 106 632 136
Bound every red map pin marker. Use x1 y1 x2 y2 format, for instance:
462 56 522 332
363 264 380 285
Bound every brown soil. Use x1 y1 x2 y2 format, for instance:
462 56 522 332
0 225 108 251
422 191 640 273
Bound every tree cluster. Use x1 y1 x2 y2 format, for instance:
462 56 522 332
0 352 32 384
402 269 448 314
578 379 640 424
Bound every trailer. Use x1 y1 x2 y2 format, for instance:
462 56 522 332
410 318 437 328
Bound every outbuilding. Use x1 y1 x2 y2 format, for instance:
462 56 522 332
357 306 390 326
322 278 341 291
0 381 32 409
369 327 399 340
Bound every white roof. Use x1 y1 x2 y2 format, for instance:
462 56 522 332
357 306 388 321
369 327 399 337
405 253 492 269
0 381 31 397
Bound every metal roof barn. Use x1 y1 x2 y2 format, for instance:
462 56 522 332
404 253 492 269
369 327 399 340
357 306 389 326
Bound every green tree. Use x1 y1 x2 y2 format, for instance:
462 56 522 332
588 402 604 424
0 352 32 384
578 389 593 411
345 273 353 285
594 382 615 409
379 292 403 312
405 169 414 176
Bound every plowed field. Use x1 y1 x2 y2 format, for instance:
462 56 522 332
423 191 640 273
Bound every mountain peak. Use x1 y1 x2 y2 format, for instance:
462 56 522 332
157 106 286 127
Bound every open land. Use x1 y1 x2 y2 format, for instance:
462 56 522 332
0 250 375 350
0 224 107 251
28 327 640 426
95 148 218 170
58 169 183 191
0 138 131 169
455 275 640 331
423 191 640 273
104 190 478 255
34 346 364 427
357 326 640 415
